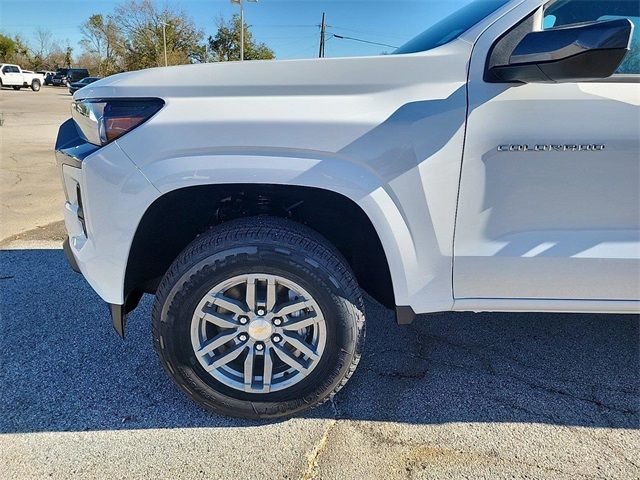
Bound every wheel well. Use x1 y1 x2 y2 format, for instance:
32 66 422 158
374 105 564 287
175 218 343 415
125 184 395 309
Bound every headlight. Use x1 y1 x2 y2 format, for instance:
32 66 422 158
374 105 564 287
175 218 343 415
71 98 164 146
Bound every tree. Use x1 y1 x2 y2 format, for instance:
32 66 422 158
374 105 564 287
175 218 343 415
0 34 16 62
208 14 275 62
64 46 73 68
10 35 31 67
76 51 102 74
31 28 53 68
0 31 68 70
47 44 70 70
34 29 52 56
113 0 203 70
80 14 123 76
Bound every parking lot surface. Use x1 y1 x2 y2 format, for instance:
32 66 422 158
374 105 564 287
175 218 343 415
1 248 639 479
0 86 69 242
1 85 639 480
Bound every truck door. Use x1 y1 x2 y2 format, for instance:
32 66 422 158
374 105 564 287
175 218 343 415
454 0 640 305
2 65 20 85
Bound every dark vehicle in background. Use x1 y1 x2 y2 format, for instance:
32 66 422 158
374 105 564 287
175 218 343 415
52 68 89 86
68 76 101 95
51 68 69 86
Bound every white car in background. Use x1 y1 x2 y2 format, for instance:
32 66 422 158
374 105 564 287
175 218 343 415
0 64 44 91
56 0 640 419
36 70 56 85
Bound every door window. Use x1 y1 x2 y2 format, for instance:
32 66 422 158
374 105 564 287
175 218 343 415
543 0 640 74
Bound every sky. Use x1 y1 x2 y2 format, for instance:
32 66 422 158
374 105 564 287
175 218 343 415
0 0 473 59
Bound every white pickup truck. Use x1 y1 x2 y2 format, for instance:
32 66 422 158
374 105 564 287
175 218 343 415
0 64 44 91
56 0 639 419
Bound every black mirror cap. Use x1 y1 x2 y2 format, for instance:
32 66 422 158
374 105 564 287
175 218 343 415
488 18 634 83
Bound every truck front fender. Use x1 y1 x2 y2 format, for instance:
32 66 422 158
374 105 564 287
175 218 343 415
138 152 420 310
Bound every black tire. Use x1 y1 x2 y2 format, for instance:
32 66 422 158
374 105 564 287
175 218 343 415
152 216 365 419
12 86 21 90
31 79 41 91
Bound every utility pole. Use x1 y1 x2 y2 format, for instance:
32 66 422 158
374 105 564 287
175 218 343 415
231 0 258 62
161 21 168 67
319 12 326 58
240 2 244 61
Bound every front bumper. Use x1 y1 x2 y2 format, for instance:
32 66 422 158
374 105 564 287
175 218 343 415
63 234 128 338
62 237 80 273
55 119 160 337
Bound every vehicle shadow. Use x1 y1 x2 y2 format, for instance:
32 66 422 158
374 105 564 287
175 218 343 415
1 249 638 433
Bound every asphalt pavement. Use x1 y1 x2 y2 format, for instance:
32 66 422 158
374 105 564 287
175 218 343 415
0 87 69 240
1 246 638 479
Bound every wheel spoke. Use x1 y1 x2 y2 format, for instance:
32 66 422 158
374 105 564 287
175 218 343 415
192 273 326 394
244 347 256 392
202 310 238 329
266 278 277 311
274 299 310 317
209 295 247 316
198 330 238 356
207 343 246 371
246 276 256 311
283 333 319 360
281 312 320 331
273 345 309 373
262 350 273 392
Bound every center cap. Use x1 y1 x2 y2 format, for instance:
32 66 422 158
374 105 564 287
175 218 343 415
248 318 273 341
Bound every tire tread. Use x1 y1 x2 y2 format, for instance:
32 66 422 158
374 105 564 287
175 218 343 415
152 216 365 418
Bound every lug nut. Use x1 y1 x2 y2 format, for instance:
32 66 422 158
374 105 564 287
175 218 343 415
273 317 283 326
255 343 264 351
257 308 266 316
239 333 248 342
239 316 249 325
272 334 282 343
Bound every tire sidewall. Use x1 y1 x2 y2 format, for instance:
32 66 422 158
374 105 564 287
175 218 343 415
31 80 41 91
156 239 363 418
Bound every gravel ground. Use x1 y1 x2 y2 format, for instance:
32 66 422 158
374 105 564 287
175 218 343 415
1 247 638 479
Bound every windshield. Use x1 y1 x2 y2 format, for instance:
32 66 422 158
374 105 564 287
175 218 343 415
394 0 512 54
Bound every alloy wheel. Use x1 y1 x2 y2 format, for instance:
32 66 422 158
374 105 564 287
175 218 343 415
190 274 327 393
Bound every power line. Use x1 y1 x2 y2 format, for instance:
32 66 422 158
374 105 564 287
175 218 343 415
259 35 320 40
327 25 406 40
330 34 398 49
252 24 317 28
265 35 319 48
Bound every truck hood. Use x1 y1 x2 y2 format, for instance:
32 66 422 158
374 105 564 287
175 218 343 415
74 42 469 101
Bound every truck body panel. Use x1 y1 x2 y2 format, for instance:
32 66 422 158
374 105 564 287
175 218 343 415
455 0 640 304
60 0 640 316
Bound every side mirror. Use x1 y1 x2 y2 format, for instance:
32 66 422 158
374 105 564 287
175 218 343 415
489 18 634 83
